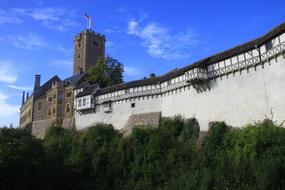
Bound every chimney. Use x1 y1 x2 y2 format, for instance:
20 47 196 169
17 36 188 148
34 74 41 90
22 91 25 105
26 92 29 101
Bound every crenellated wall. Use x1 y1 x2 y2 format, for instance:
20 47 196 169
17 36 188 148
75 31 285 131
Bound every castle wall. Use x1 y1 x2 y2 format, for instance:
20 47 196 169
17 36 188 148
161 56 285 129
32 119 53 139
75 32 285 131
75 94 162 130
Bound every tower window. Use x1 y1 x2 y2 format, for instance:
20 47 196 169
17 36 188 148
131 103 135 108
78 43 81 48
78 54 81 59
92 40 99 47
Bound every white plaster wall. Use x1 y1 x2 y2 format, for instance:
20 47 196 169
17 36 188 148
75 95 162 130
162 55 285 129
75 52 285 131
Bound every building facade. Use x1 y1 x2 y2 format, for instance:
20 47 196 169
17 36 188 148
19 29 105 138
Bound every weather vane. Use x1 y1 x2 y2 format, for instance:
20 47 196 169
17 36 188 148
84 14 92 30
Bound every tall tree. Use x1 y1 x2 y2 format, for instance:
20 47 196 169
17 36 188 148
88 56 124 88
106 56 124 85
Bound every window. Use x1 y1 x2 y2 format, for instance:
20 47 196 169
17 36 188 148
58 107 63 116
265 41 273 51
48 107 52 116
38 102 42 111
167 80 171 86
66 104 71 113
92 40 99 47
83 98 86 106
78 42 81 48
48 96 52 102
131 103 135 108
58 91 64 100
78 54 81 59
66 91 72 98
78 99 82 107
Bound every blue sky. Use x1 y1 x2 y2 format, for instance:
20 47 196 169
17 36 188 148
0 0 285 126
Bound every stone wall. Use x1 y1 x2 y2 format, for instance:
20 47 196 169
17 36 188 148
32 119 53 139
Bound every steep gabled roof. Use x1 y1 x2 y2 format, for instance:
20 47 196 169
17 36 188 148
95 21 285 95
76 84 100 98
34 75 61 98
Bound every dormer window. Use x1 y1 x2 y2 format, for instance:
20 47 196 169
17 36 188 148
265 41 273 51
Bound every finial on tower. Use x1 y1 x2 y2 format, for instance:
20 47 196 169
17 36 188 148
84 14 92 30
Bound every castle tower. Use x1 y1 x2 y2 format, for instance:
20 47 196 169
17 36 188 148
73 29 106 75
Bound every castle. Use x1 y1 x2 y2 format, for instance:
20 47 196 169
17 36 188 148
20 21 285 138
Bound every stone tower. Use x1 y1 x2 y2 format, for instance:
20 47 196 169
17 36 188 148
73 29 106 75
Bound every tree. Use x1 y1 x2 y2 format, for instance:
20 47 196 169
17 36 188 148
88 58 110 88
0 127 48 190
106 56 124 85
88 56 124 88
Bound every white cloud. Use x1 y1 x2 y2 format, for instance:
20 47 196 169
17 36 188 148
0 91 19 117
124 66 142 77
0 9 23 25
0 33 71 54
1 8 78 31
0 61 18 83
6 85 33 91
127 20 204 60
0 33 46 50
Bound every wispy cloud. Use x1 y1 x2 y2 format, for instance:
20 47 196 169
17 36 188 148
0 8 78 31
0 91 19 116
0 33 45 50
51 59 73 66
6 85 33 91
0 61 18 83
124 66 142 77
0 8 23 25
0 33 71 54
127 20 204 60
27 8 78 31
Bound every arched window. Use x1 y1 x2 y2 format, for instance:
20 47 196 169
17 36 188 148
48 107 52 116
38 102 42 111
66 104 71 113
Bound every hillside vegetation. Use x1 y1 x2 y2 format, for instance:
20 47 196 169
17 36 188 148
0 117 285 190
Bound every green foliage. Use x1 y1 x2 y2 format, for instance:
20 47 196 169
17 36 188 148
1 119 285 189
0 127 47 190
88 56 124 88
